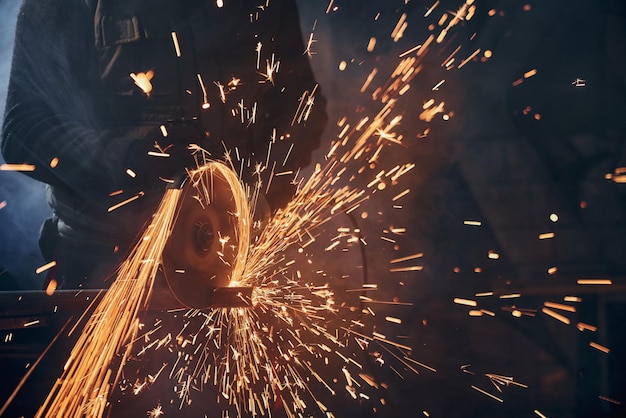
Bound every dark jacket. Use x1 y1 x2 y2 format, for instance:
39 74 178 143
1 0 326 287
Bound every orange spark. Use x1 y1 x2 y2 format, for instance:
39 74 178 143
0 163 35 172
35 260 57 275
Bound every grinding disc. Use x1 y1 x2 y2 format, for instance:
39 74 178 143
162 163 250 309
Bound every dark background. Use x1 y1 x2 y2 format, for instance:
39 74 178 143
1 0 626 417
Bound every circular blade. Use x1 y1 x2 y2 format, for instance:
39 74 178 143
162 162 250 309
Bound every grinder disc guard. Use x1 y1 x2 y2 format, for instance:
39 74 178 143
162 163 251 309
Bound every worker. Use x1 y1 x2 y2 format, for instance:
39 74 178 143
1 0 327 289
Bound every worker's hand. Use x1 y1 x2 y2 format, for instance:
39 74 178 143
254 192 272 222
265 175 297 212
124 124 204 188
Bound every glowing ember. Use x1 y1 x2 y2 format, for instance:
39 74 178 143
0 163 35 172
130 71 154 96
35 260 56 275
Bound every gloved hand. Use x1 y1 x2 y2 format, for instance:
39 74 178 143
265 175 297 212
124 124 205 188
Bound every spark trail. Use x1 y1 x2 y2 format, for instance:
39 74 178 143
37 186 181 417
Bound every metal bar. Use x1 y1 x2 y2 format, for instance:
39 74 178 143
0 287 253 319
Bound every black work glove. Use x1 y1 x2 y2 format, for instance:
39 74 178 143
265 175 297 212
124 124 204 189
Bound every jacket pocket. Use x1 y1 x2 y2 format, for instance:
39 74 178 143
96 12 179 97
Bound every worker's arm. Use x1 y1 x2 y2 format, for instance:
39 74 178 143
1 0 131 200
